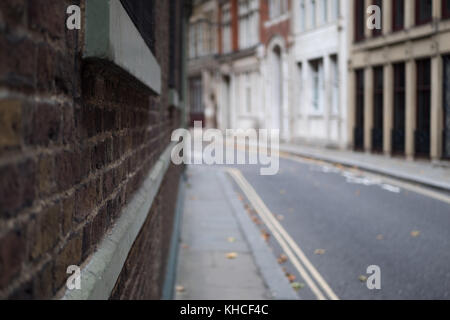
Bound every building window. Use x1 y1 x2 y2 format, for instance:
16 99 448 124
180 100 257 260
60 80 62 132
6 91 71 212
238 0 259 50
415 59 431 156
269 0 288 20
355 69 365 150
372 66 384 151
245 73 252 113
300 0 306 31
415 0 432 25
222 4 232 54
310 59 324 112
311 0 317 28
297 63 303 113
354 0 365 42
372 0 382 37
393 63 406 153
392 0 405 31
443 0 450 19
189 77 204 115
333 0 340 20
321 0 328 25
331 55 339 115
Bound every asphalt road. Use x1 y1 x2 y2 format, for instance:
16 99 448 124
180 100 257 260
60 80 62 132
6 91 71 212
226 155 450 300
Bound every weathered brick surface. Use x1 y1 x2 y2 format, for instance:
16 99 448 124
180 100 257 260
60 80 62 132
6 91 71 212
0 0 185 299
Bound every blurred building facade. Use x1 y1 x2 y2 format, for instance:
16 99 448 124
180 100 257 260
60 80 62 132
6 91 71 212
188 0 296 141
348 0 450 161
188 0 450 161
291 0 349 148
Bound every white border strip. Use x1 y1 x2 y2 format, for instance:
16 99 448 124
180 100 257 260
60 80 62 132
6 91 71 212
84 0 161 94
62 142 175 300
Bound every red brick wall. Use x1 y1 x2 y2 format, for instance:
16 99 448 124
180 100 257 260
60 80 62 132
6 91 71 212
0 0 184 299
110 163 182 300
259 0 291 47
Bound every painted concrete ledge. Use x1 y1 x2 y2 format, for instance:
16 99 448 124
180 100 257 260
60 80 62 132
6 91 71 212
84 0 161 94
280 144 450 193
62 142 176 300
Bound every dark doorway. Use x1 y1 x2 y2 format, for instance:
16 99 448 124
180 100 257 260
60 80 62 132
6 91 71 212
444 55 450 159
355 69 365 150
189 77 205 127
392 63 406 154
372 66 384 152
415 59 431 157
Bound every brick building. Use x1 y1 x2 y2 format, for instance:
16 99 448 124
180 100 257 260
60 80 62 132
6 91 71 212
0 0 191 299
348 0 450 160
188 0 294 138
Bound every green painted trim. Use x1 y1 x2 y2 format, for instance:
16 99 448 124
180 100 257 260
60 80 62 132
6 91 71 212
84 0 110 59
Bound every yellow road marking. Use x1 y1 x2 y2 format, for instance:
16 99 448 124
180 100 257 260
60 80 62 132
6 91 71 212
226 168 339 300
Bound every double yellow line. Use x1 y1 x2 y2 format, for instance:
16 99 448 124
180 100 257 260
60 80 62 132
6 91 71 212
226 168 339 300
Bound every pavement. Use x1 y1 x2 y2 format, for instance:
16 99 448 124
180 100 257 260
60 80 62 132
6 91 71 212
280 143 450 192
175 165 297 300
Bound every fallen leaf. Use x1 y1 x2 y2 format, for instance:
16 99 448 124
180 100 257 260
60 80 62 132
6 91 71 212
376 234 384 241
277 254 288 264
355 190 361 196
226 252 238 259
287 273 296 282
277 214 285 221
261 230 270 242
227 237 236 243
291 282 305 291
251 216 262 225
358 275 368 282
411 230 421 238
176 285 185 293
314 249 326 255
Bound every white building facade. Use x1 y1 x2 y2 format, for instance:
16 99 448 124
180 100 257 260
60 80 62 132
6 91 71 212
290 0 349 148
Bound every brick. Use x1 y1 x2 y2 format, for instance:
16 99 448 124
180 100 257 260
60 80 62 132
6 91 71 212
28 203 61 261
55 150 80 191
37 154 55 197
103 169 115 199
91 140 106 170
0 229 25 290
0 99 22 149
36 43 55 92
0 159 35 217
75 179 99 222
62 104 75 144
28 0 65 39
61 196 74 236
25 103 61 146
0 34 36 88
33 261 54 299
0 0 27 31
53 233 82 292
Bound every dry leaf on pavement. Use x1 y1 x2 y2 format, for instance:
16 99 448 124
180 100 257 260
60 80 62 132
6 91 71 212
277 254 288 264
286 273 296 283
226 252 238 259
291 282 305 291
411 230 421 238
176 285 185 293
314 249 326 255
358 275 368 282
261 230 270 242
